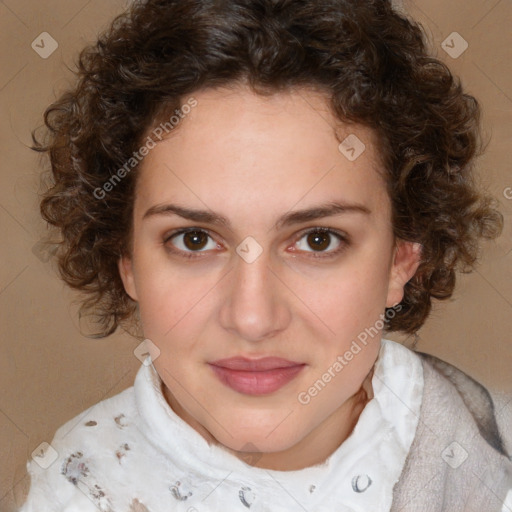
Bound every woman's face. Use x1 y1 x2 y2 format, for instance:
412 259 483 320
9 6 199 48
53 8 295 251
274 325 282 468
119 85 420 469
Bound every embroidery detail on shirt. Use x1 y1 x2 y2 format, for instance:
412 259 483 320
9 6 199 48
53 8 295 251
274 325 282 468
129 498 151 511
115 413 128 428
61 451 114 511
61 451 89 485
169 480 193 501
309 484 316 493
90 484 106 500
85 420 97 426
89 487 114 512
116 442 131 463
351 474 372 493
239 486 255 508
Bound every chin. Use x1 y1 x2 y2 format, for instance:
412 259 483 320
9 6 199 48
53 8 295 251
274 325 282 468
215 423 305 455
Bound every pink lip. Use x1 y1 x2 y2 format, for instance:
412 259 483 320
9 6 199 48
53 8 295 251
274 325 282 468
208 357 306 395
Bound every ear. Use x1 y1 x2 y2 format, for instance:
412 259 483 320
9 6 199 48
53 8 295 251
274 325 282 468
385 240 422 308
118 254 138 302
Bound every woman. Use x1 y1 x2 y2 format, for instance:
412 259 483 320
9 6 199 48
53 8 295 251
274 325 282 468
20 0 512 510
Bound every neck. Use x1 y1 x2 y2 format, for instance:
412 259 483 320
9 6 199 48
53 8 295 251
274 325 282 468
163 367 374 471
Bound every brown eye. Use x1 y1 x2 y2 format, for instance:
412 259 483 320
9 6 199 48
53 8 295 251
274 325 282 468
166 229 217 255
294 228 347 257
306 231 331 251
182 230 209 250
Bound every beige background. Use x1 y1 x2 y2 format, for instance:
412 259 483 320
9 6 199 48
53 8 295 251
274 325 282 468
0 0 511 510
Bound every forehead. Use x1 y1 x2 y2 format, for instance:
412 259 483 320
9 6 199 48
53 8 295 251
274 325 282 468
134 85 390 224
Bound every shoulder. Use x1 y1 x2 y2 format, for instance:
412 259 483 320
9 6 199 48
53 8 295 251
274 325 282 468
417 352 508 456
391 351 512 511
19 384 138 512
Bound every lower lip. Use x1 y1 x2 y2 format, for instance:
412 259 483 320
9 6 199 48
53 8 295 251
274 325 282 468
209 364 305 395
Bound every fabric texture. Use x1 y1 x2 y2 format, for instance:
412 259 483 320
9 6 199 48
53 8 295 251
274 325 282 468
18 339 512 512
391 353 512 511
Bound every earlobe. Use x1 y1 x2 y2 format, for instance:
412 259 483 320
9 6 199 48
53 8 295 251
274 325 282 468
385 240 422 308
118 255 138 302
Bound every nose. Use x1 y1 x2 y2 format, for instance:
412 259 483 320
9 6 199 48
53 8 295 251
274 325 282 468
219 247 291 343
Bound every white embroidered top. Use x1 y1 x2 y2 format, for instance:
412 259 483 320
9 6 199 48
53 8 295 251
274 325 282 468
19 339 426 511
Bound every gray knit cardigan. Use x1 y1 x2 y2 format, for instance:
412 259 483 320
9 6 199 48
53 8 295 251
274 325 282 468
390 353 512 511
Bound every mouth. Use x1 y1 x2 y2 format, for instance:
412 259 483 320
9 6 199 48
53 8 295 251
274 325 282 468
208 357 306 395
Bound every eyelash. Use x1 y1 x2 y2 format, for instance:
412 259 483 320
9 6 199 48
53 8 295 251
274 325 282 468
163 227 350 260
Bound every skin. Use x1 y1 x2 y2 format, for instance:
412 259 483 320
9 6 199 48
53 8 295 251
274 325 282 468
118 84 421 471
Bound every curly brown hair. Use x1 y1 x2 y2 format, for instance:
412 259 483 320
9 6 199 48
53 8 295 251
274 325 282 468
33 0 503 338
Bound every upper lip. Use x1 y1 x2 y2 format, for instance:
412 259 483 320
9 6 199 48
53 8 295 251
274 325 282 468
209 357 304 371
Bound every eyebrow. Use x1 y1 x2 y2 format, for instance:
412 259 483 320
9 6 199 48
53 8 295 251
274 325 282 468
142 200 371 230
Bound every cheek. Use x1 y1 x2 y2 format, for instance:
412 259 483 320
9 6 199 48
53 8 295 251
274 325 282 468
289 256 391 336
294 263 388 400
134 259 219 342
